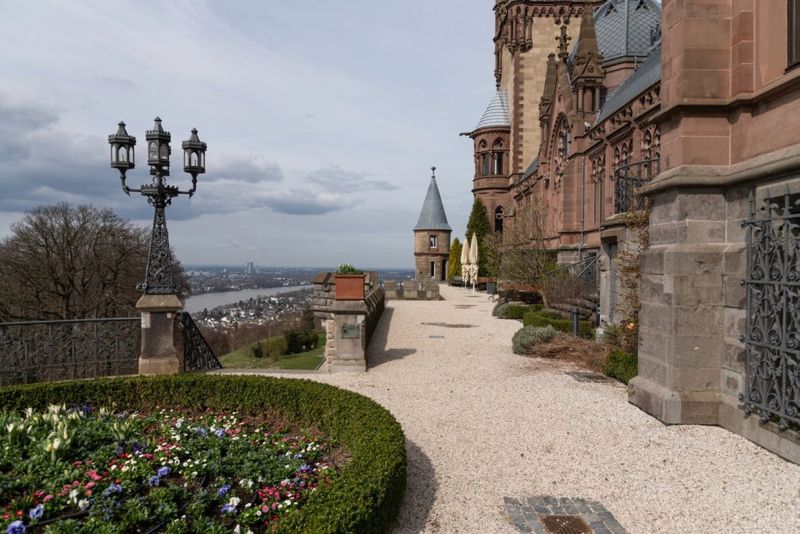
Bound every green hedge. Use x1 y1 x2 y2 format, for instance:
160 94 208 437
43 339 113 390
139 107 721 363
522 312 595 339
603 349 638 384
494 302 544 319
0 375 406 534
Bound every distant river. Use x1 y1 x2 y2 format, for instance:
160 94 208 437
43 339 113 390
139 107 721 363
183 285 309 314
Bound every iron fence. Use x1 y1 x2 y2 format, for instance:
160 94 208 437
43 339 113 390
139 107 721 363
0 317 140 386
545 255 599 295
178 312 222 372
741 188 800 431
614 158 660 214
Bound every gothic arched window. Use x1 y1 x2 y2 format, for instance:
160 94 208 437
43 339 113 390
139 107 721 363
495 206 504 234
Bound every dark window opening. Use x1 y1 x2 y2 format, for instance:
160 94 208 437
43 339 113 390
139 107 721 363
430 261 436 278
495 206 504 234
493 153 504 175
790 0 800 68
481 153 490 176
440 259 447 281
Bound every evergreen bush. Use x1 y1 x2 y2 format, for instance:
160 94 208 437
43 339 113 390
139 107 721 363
512 325 558 354
493 302 544 319
0 375 406 534
522 312 595 339
603 349 638 384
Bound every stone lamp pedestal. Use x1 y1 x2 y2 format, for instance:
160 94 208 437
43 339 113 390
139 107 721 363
136 294 183 375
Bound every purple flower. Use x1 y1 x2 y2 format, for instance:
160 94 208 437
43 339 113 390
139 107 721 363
103 483 122 497
293 453 303 460
6 521 26 534
28 504 44 521
217 484 231 498
157 466 171 478
132 443 144 454
214 428 226 438
220 504 236 514
148 476 161 487
195 427 207 437
80 404 92 415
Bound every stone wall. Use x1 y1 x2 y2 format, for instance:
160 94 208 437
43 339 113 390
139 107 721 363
383 279 441 301
631 148 800 463
322 285 385 373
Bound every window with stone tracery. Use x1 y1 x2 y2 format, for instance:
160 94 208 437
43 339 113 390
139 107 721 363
641 127 661 178
591 152 606 226
553 117 571 178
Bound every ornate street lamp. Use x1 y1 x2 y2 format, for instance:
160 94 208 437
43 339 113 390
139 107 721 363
108 117 207 295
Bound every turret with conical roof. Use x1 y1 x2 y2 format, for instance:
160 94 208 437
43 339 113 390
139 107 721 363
413 167 452 281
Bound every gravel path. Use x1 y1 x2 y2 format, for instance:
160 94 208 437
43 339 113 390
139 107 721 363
233 286 800 533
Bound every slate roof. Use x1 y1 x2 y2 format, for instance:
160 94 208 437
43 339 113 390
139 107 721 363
595 44 661 124
415 176 452 231
474 90 510 130
523 157 540 179
594 0 661 62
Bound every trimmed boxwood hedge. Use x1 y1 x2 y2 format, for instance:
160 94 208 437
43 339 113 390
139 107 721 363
522 311 596 340
0 374 406 534
493 302 544 319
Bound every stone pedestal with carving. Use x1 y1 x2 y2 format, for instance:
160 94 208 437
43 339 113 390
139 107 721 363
324 300 368 373
136 294 182 375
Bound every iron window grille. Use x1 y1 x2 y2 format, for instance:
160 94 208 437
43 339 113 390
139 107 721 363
740 188 800 431
613 158 660 214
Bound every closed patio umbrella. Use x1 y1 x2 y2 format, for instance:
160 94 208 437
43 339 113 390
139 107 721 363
468 234 479 290
460 235 469 286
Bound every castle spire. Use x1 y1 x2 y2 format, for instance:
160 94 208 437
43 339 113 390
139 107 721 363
415 169 451 231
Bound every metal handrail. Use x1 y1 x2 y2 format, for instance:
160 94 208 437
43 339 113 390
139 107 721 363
0 317 139 327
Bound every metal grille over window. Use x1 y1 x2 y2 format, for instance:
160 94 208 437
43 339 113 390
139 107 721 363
790 0 800 68
613 158 659 214
740 188 800 431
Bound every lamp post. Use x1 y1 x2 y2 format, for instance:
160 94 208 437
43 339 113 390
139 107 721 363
108 117 207 375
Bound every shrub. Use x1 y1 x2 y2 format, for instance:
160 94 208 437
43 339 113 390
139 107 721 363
512 325 558 354
336 264 361 274
0 375 406 534
250 343 265 359
604 349 638 384
493 302 544 319
262 336 289 358
522 312 596 340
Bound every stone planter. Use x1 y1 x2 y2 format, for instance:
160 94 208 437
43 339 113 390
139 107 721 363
335 274 365 301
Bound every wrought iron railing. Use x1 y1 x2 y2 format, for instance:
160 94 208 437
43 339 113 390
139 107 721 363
178 312 222 372
740 188 800 431
545 255 600 295
0 317 140 386
614 158 660 214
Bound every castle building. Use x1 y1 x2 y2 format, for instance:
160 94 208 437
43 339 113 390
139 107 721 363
467 0 800 462
413 168 452 281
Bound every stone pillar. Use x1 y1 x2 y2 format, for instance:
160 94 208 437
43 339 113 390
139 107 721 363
136 294 182 375
324 300 368 373
629 188 728 424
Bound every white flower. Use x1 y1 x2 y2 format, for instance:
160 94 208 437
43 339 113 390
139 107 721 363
229 497 241 507
69 489 79 503
78 499 90 511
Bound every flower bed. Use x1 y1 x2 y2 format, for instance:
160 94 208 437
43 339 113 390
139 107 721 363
0 375 406 533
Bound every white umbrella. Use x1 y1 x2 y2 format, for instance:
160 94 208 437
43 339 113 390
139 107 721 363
460 236 469 284
468 234 479 290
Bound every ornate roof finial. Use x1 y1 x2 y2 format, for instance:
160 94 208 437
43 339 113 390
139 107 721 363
557 24 572 59
431 166 437 179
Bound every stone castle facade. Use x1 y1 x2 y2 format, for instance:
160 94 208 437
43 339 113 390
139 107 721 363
467 0 800 462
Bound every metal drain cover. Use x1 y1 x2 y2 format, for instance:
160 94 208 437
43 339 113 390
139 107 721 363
540 515 592 534
566 371 614 383
429 335 445 339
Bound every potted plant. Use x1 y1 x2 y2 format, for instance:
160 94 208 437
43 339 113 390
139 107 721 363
335 264 365 300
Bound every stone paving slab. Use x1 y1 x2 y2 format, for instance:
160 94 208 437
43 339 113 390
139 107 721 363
504 496 628 534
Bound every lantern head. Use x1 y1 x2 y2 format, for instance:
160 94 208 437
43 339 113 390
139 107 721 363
108 121 136 173
145 116 171 175
182 128 207 177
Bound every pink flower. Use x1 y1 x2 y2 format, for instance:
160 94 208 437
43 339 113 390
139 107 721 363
85 482 96 490
43 495 53 503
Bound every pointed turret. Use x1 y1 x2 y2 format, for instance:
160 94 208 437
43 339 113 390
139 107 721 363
571 7 605 115
413 167 452 281
415 167 451 231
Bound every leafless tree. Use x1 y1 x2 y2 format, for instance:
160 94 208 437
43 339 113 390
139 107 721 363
483 201 556 288
0 203 185 321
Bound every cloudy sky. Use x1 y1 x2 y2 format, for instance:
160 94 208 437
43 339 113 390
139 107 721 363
0 0 495 269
